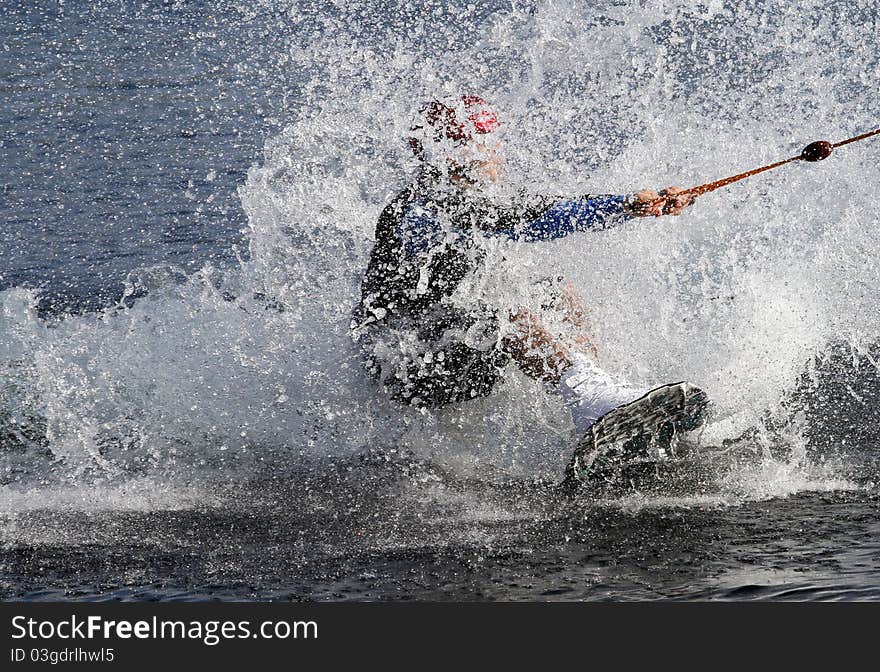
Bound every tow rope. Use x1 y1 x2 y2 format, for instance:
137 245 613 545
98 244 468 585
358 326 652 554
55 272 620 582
641 126 880 213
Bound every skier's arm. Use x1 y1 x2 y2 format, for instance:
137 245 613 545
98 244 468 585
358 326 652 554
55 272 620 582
484 193 630 242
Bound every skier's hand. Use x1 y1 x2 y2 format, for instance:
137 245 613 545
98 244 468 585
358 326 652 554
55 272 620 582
625 186 696 217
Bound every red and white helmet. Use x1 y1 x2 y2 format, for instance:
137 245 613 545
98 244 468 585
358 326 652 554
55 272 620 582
408 94 501 165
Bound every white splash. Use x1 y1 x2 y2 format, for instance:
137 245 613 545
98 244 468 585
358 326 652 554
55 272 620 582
1 0 878 510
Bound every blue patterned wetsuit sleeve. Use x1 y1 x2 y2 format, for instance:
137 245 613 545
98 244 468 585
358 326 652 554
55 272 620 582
491 195 631 242
398 203 443 255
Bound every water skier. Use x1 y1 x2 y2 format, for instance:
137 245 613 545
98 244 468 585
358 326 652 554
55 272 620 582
351 95 696 434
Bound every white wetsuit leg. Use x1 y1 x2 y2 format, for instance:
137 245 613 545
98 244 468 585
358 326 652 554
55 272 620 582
557 352 648 434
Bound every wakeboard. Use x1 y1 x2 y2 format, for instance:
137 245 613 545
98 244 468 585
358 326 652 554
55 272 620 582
560 381 711 493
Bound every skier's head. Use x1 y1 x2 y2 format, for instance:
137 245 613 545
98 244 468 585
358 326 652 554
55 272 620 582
409 94 502 184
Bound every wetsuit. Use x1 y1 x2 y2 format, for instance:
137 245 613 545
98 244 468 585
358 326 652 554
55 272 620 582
352 174 632 408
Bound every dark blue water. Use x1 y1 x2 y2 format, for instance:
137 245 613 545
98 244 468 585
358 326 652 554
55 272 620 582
1 1 879 602
3 461 880 602
1 0 298 312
